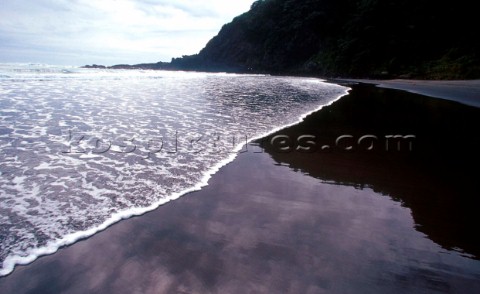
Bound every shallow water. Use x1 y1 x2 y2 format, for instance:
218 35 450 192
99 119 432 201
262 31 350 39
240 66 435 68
0 79 479 293
0 147 478 293
0 64 348 276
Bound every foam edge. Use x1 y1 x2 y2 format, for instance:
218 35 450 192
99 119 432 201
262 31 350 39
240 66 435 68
0 83 351 277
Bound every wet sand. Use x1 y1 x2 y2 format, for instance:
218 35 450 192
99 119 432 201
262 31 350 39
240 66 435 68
1 84 480 293
335 79 480 107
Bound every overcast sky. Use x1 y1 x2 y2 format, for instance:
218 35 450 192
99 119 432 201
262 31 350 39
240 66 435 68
0 0 255 66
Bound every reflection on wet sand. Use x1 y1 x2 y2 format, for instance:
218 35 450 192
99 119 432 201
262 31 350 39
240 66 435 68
262 84 480 258
0 85 479 293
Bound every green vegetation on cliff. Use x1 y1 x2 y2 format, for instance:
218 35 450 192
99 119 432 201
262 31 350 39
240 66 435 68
171 0 479 79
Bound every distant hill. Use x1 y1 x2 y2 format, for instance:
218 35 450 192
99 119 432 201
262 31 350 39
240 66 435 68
90 0 480 79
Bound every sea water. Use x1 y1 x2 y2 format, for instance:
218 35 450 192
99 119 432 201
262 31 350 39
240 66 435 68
0 63 349 276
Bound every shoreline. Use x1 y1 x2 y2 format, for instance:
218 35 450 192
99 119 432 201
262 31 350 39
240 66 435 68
1 81 480 293
0 78 350 278
332 78 480 108
77 65 480 108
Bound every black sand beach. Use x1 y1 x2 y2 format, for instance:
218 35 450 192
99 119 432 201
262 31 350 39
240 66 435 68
337 79 480 108
1 83 480 293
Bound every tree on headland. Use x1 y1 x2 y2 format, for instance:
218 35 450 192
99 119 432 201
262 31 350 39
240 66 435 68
91 0 479 79
171 0 479 79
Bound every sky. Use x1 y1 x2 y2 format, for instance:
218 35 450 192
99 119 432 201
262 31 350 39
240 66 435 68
0 0 256 66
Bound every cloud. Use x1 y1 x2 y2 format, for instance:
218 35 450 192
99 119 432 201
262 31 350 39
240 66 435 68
0 0 255 65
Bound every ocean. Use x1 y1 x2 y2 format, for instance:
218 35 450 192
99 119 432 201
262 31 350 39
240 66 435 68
0 63 348 276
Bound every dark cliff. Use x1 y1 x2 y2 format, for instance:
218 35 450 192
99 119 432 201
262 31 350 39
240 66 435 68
170 0 479 79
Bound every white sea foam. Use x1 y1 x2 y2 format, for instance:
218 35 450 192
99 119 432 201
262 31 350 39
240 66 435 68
0 63 349 277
